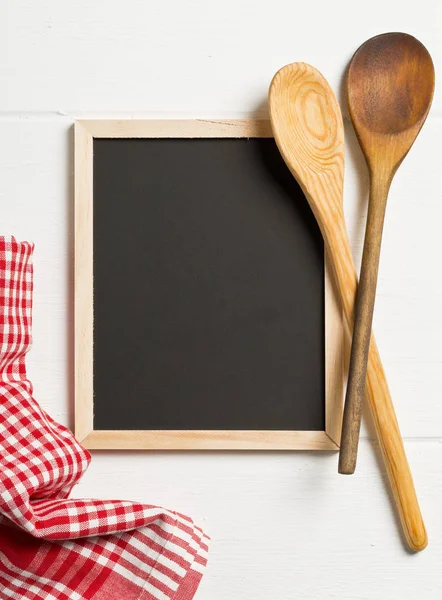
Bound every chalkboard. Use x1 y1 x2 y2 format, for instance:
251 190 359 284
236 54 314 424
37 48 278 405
75 120 344 450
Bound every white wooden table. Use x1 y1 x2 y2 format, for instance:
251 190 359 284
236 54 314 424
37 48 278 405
1 1 441 597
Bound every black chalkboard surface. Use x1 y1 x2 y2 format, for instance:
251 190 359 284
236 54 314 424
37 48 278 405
74 120 343 450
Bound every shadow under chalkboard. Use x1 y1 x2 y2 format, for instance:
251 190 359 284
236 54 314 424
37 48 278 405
92 137 324 431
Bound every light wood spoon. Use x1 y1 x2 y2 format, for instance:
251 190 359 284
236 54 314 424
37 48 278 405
339 33 435 475
269 62 427 551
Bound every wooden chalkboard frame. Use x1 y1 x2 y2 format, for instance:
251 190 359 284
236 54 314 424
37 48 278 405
74 119 345 450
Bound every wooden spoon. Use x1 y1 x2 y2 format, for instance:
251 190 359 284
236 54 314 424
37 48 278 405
269 62 427 551
339 33 435 475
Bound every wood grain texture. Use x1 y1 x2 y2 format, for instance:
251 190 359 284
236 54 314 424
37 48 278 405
340 33 435 479
74 119 344 451
81 430 339 451
78 119 273 138
325 249 345 445
268 62 426 551
74 122 94 443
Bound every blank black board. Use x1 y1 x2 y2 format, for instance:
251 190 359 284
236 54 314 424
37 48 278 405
92 137 325 432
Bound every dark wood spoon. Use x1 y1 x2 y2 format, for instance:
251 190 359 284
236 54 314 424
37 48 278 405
339 33 435 475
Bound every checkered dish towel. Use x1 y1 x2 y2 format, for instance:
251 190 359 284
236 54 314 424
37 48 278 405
0 236 209 600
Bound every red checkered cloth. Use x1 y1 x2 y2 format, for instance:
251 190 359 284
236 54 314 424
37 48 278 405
0 236 209 600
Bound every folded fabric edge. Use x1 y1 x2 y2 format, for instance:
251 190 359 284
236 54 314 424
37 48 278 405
139 515 210 600
0 513 210 600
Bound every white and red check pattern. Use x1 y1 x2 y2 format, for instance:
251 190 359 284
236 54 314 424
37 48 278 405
0 236 209 600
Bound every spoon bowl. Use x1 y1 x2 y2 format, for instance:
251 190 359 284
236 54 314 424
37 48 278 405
269 63 345 238
350 34 434 135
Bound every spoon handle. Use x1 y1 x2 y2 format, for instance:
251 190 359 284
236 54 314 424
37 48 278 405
339 177 389 474
327 215 427 551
